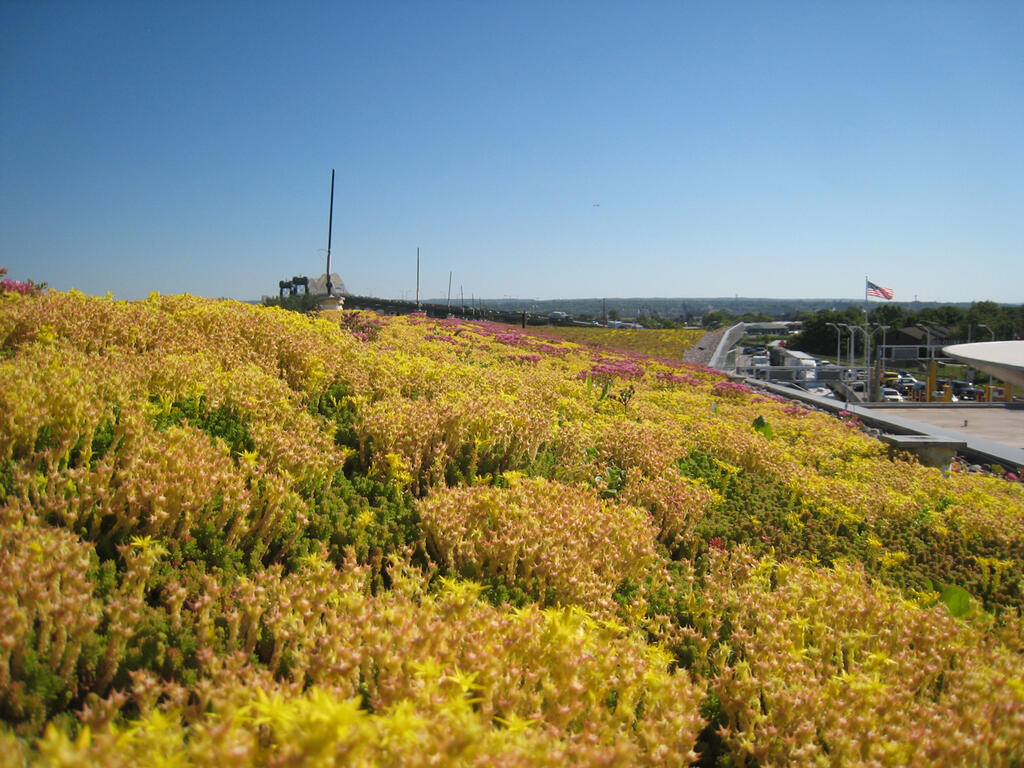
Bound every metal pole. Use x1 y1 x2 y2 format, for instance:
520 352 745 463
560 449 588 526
416 248 420 309
326 169 335 296
864 311 871 373
916 325 932 360
863 278 870 373
827 322 842 366
447 271 452 312
839 323 853 369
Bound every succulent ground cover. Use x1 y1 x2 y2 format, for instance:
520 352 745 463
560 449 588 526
537 325 706 359
1 292 1023 766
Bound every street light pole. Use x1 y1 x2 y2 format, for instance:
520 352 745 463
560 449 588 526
839 323 855 370
852 326 869 367
870 324 890 400
827 322 843 366
978 323 995 341
916 324 932 360
871 325 890 363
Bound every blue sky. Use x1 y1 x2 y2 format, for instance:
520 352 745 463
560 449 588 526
2 1 1022 302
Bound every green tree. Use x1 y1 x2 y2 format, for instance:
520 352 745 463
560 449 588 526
867 303 908 328
791 309 863 358
916 305 966 329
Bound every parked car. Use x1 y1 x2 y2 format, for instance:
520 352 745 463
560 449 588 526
892 376 920 394
907 381 959 401
950 381 986 401
957 386 985 401
880 387 904 402
892 375 919 388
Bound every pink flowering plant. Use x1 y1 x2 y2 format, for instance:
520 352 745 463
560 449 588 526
0 267 45 296
712 379 754 397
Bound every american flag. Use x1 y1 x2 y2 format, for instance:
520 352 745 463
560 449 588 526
866 280 894 300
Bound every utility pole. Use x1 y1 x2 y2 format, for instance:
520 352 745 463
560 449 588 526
416 248 420 309
447 271 452 312
326 169 335 296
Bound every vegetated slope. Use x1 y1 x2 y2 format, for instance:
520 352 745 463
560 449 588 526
536 325 706 359
1 292 1023 766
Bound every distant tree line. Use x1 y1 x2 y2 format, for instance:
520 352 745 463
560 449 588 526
694 310 775 329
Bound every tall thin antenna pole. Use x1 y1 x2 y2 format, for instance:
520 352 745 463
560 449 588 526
416 248 420 309
326 169 335 296
447 271 452 312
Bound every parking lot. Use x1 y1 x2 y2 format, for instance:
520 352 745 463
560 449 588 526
868 404 1024 451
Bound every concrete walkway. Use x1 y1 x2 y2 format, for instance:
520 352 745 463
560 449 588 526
869 404 1024 452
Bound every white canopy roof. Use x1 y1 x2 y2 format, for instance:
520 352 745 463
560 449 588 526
943 340 1024 390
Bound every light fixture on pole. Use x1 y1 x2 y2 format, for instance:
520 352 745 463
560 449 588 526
977 323 995 341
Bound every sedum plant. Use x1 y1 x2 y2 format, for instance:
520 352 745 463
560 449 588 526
0 291 1022 765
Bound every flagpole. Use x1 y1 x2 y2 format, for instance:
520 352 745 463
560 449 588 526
864 277 871 398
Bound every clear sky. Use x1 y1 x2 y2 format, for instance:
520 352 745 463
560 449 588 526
2 1 1022 303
